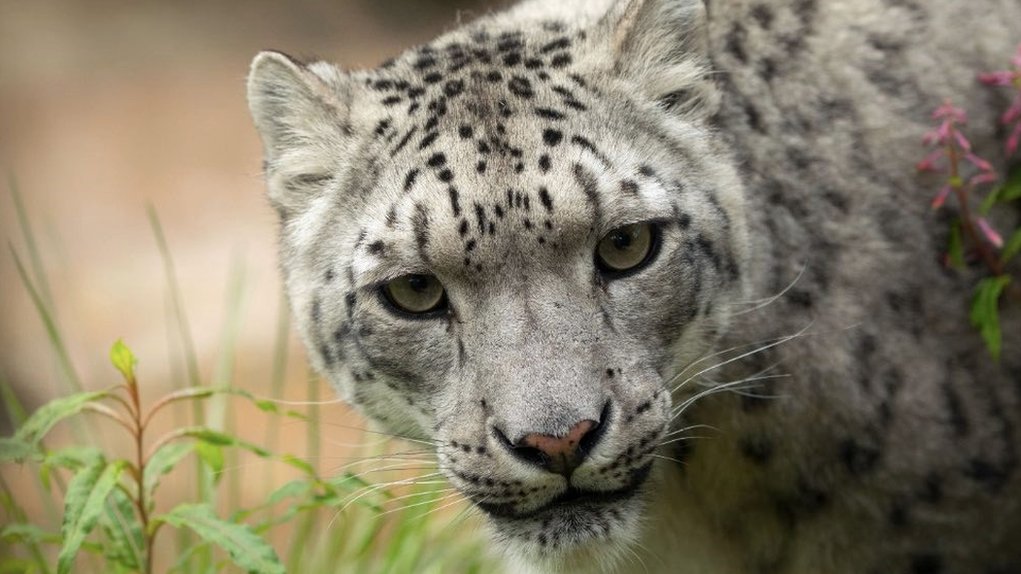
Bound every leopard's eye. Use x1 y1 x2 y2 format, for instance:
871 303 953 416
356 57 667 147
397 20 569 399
596 223 657 275
383 274 447 315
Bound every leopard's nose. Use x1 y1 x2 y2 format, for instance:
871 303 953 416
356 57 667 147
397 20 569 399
497 419 602 476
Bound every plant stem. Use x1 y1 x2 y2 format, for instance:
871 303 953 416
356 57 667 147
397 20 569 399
946 137 1005 276
124 380 154 574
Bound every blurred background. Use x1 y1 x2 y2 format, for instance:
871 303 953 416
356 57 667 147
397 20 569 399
0 1 508 570
0 0 510 415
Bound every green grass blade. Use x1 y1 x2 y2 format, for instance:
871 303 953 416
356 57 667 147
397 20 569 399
154 503 284 574
9 175 56 313
7 246 83 394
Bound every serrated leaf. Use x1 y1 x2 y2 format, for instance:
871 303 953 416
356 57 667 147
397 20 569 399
108 340 137 384
58 459 127 574
14 391 108 446
1 523 61 545
1001 229 1021 264
970 276 1012 361
143 442 193 509
101 487 143 572
154 503 284 574
0 438 38 464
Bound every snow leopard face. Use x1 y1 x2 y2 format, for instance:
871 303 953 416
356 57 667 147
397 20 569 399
247 0 748 567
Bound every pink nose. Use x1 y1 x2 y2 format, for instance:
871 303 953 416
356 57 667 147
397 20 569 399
516 419 598 476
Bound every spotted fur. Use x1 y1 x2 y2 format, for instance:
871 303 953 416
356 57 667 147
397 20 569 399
247 0 1021 572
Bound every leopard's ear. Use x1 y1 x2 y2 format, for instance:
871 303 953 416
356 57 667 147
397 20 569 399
246 51 355 211
600 0 717 118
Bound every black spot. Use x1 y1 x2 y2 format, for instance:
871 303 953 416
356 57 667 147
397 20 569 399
324 269 335 283
550 53 572 68
538 187 554 211
465 239 477 252
494 204 505 218
486 70 502 82
542 129 563 146
414 204 430 252
373 118 391 136
750 4 774 28
524 58 544 69
419 131 440 149
423 72 443 84
620 180 639 195
538 154 551 172
414 55 437 70
508 76 534 98
503 52 522 66
910 554 943 574
427 153 447 168
541 37 571 53
438 169 454 183
785 289 813 307
393 127 418 154
726 23 749 63
745 103 766 132
448 187 462 217
740 436 774 465
458 220 469 237
443 79 465 97
477 160 487 174
368 240 385 255
459 125 473 139
381 95 402 106
534 108 565 120
677 212 691 228
839 439 880 475
403 169 420 192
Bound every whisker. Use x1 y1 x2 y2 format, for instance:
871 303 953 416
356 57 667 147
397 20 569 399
728 263 807 315
384 490 463 517
668 322 813 395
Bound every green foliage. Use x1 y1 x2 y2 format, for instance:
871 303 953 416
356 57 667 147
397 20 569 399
58 459 127 574
109 340 138 385
154 504 284 574
971 275 1012 361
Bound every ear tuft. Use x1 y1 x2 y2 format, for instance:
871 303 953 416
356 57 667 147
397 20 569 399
247 51 355 211
246 50 351 164
602 0 718 117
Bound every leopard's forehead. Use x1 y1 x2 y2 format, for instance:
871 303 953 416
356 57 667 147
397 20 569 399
343 25 693 281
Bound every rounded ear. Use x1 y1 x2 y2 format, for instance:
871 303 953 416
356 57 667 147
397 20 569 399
600 0 718 118
246 51 356 212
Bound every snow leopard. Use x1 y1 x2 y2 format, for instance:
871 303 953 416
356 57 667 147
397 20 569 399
245 0 1021 572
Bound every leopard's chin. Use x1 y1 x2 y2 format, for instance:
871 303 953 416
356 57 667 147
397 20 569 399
482 464 653 570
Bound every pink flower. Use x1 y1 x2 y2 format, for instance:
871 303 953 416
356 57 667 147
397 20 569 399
964 152 993 172
978 71 1015 86
1007 120 1021 157
930 185 952 209
969 172 998 187
952 129 972 152
916 149 945 172
932 101 968 124
1013 43 1021 68
975 217 1004 248
1003 98 1021 126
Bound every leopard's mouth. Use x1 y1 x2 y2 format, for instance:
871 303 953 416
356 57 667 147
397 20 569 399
475 462 653 520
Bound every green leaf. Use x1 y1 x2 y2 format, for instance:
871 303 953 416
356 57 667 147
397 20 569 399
970 276 1012 361
143 442 193 509
195 441 224 483
14 391 108 447
58 459 127 574
0 438 38 464
1001 228 1021 265
39 447 104 491
109 340 137 384
100 487 143 573
999 165 1021 202
947 220 965 269
0 381 29 427
154 503 284 574
1 523 61 545
186 428 271 458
